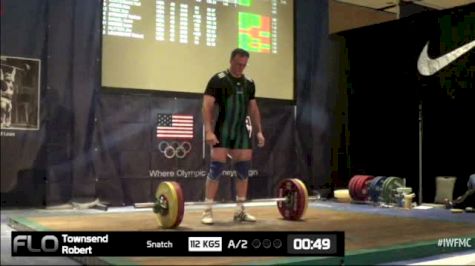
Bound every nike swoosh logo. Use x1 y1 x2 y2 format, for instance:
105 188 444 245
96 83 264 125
417 40 475 76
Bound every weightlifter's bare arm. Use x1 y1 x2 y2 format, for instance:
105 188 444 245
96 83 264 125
202 95 219 145
248 99 265 147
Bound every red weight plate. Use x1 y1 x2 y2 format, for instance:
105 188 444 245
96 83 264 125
348 175 359 200
277 178 307 220
292 178 309 219
353 175 372 201
354 175 365 200
355 175 372 201
351 175 365 201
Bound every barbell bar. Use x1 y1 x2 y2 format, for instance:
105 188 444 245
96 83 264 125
134 196 319 209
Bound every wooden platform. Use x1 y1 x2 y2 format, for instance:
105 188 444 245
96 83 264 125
9 205 475 265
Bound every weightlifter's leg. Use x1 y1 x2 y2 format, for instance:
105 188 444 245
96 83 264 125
230 149 256 222
202 147 228 225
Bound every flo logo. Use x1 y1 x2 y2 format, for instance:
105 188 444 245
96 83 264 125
12 234 59 255
156 114 193 159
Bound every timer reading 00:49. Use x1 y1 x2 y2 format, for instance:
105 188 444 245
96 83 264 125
293 237 331 250
287 234 338 255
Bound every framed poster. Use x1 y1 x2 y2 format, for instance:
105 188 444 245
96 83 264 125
1 56 41 130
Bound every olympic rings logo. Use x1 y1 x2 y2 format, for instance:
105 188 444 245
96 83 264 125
158 141 192 159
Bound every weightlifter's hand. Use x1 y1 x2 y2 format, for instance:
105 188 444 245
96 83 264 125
257 132 265 148
205 131 219 146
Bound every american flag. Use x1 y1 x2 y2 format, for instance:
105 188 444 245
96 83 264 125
156 114 194 139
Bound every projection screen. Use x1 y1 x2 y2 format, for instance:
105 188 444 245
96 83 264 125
102 0 294 100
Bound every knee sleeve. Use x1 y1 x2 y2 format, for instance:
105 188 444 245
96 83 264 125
207 161 225 181
234 161 251 180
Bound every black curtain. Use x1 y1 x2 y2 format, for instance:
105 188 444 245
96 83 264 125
1 0 101 205
339 4 475 202
1 0 48 206
46 0 101 204
342 17 423 196
295 0 349 191
419 5 475 201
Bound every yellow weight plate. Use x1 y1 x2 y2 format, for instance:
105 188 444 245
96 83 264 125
155 181 180 229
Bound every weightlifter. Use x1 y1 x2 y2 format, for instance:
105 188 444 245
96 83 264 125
201 48 265 225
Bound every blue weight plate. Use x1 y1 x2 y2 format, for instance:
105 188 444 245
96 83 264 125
368 176 388 202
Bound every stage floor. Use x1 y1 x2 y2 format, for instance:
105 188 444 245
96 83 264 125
5 201 475 265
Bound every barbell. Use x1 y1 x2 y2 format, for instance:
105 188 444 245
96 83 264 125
135 178 317 229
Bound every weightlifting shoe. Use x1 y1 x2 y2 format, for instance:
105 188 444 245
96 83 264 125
201 208 214 225
233 209 256 222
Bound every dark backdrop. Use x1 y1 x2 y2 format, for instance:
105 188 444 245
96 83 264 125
340 4 475 202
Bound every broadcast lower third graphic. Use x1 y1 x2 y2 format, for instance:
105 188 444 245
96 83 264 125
12 231 344 256
437 238 472 248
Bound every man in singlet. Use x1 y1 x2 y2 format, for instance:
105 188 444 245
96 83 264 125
201 48 265 224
